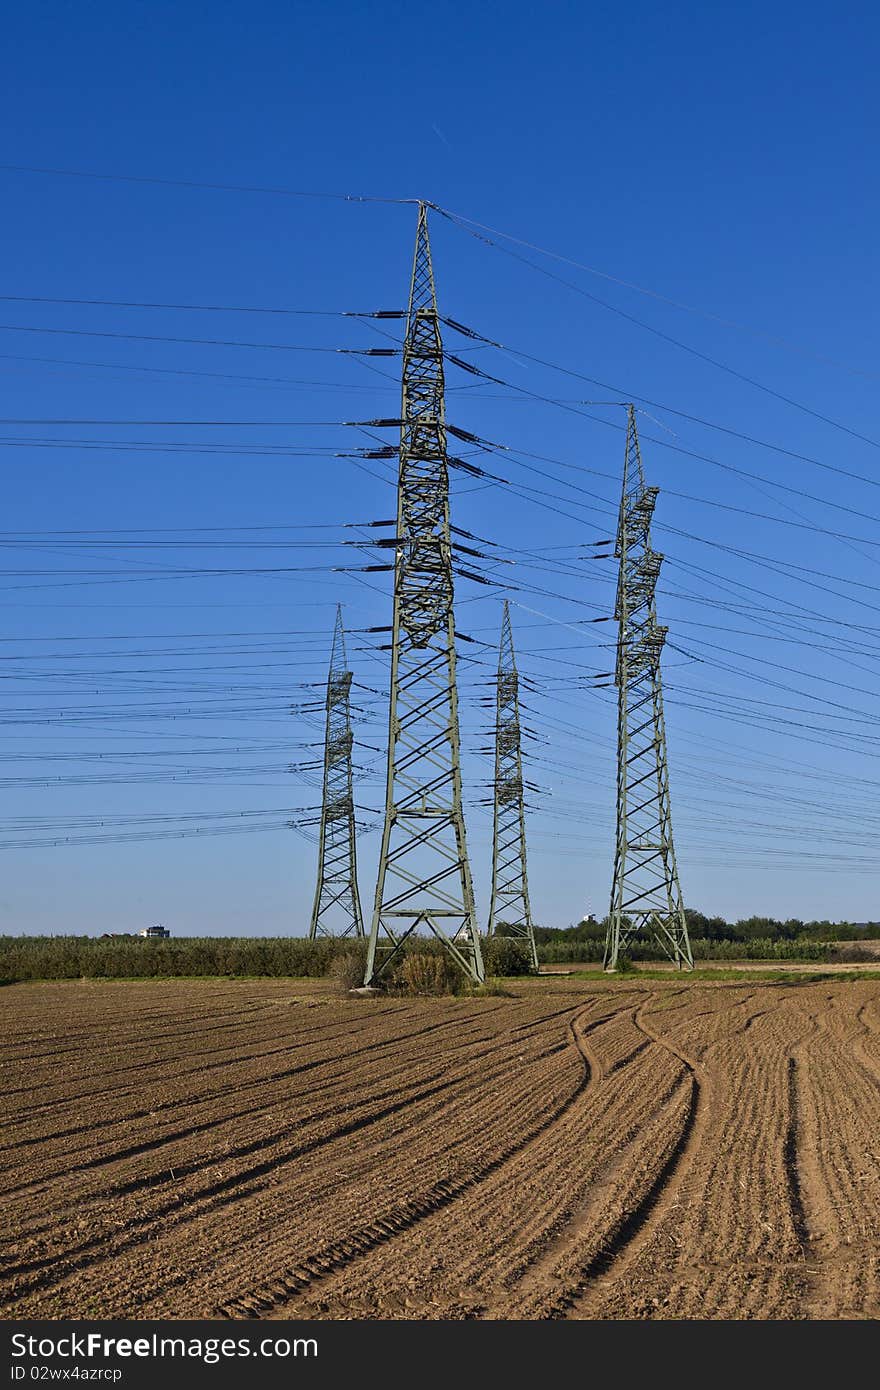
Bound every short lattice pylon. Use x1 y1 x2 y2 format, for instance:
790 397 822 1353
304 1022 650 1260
605 407 693 971
365 203 483 986
309 605 364 939
487 602 538 969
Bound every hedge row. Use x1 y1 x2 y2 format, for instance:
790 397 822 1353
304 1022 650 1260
0 936 342 982
536 937 833 964
0 933 835 984
0 934 536 983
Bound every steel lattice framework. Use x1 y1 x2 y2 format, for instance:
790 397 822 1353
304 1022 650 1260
365 203 483 986
605 407 693 971
487 602 538 969
309 605 364 939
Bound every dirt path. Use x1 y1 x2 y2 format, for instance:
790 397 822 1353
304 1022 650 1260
1 977 878 1320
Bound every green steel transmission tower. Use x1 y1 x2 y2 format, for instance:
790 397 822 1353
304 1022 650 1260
365 203 483 986
309 605 364 939
487 601 538 969
605 407 693 971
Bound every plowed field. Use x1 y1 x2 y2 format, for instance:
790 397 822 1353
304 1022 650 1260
2 976 879 1320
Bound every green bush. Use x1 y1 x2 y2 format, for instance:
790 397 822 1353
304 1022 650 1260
482 937 535 977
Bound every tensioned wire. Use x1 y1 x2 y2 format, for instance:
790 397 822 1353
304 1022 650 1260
3 160 874 380
1 198 873 867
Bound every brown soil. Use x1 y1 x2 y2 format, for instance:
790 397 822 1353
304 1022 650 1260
2 976 878 1320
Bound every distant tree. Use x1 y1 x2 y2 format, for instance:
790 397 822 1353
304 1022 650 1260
735 916 781 942
684 908 736 941
532 917 605 944
779 918 804 941
684 908 710 937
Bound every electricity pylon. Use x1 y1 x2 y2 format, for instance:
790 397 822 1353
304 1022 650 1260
605 406 693 971
487 602 538 969
309 605 364 939
365 203 483 986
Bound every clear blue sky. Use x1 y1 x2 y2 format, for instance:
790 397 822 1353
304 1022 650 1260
1 0 878 934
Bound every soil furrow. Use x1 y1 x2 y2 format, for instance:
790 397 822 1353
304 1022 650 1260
4 977 879 1320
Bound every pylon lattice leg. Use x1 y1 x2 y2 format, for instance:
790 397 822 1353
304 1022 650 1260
365 204 483 986
309 606 365 939
605 407 693 971
488 601 538 970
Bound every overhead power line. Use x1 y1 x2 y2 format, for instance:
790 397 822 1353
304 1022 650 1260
432 203 879 382
0 323 399 354
435 209 880 451
4 160 873 379
0 161 416 204
441 319 880 493
0 295 404 316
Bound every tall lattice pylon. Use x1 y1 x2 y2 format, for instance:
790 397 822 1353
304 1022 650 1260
605 407 693 971
365 203 483 986
487 602 538 969
309 605 364 939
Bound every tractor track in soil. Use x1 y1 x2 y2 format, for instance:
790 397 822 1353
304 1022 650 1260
213 1001 601 1318
2 987 592 1314
0 1004 523 1198
529 996 708 1319
2 1027 572 1298
2 977 879 1319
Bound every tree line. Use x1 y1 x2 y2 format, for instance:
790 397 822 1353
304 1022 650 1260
534 911 880 945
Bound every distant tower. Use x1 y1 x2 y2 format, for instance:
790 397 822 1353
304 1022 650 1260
487 602 538 970
605 407 693 970
309 605 364 939
365 203 483 985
